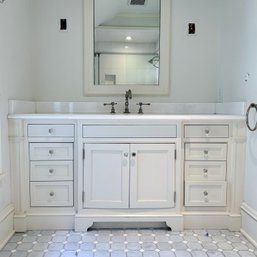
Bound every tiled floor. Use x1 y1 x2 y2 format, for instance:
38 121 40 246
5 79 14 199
0 229 256 257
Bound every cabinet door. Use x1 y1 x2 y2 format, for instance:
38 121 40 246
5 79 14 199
84 144 130 208
130 144 175 208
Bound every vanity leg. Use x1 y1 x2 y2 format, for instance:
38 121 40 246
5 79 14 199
166 216 184 232
74 218 93 232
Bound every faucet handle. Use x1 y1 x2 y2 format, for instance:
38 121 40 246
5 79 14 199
136 102 151 114
103 102 117 114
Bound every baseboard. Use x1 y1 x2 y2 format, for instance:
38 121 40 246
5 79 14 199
241 202 257 247
183 212 241 231
14 212 75 232
0 204 15 250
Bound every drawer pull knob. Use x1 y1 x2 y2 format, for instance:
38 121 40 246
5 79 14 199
205 129 210 135
132 153 136 157
124 153 128 157
48 128 54 134
203 169 208 176
49 192 55 197
49 150 54 155
203 191 208 196
49 169 54 174
204 150 209 155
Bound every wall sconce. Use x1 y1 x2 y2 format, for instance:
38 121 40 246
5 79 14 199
148 55 159 68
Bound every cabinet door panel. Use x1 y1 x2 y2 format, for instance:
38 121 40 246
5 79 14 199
84 144 129 208
130 144 175 208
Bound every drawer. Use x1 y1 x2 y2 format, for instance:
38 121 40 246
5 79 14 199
184 125 229 138
185 161 226 181
30 143 73 161
28 124 74 137
185 143 227 161
30 161 73 181
185 182 227 207
30 182 73 207
83 125 177 138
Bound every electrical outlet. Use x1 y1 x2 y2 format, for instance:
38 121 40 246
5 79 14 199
60 18 67 31
188 23 196 34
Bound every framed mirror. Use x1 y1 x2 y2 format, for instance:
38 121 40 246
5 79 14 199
84 0 171 95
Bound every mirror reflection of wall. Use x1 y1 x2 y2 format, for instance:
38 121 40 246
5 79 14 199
94 0 160 86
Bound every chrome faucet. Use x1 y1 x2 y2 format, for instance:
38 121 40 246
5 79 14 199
124 89 132 114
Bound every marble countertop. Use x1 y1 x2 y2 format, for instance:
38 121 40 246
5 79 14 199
8 113 245 121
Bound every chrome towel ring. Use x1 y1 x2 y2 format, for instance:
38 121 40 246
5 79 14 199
246 103 257 131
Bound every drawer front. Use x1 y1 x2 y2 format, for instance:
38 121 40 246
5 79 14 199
30 161 73 181
28 124 74 137
184 125 229 138
30 182 73 207
30 143 73 161
185 182 227 207
185 143 227 161
83 125 177 138
185 161 226 181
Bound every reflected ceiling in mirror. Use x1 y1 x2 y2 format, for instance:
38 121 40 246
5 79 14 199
94 0 160 86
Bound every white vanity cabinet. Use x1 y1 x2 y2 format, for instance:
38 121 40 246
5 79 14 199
83 143 175 209
8 115 245 232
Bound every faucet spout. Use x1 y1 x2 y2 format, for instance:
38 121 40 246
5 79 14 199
124 89 132 114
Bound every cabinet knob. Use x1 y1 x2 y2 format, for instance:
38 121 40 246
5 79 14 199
203 191 208 196
49 192 55 197
132 152 136 157
204 150 209 155
124 153 128 157
203 169 208 177
49 150 54 155
205 129 210 135
48 128 54 134
49 169 54 174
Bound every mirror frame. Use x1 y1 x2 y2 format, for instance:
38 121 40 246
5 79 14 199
83 0 171 96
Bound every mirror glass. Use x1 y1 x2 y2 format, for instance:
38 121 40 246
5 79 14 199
94 0 160 86
84 0 170 95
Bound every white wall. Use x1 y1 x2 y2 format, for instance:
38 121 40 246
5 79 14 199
0 0 33 211
221 0 257 209
30 0 222 103
220 0 257 242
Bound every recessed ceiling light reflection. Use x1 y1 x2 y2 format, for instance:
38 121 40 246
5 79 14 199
125 46 129 49
126 36 132 41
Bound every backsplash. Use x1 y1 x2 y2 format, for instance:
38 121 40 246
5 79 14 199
8 100 246 115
